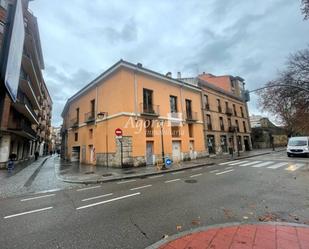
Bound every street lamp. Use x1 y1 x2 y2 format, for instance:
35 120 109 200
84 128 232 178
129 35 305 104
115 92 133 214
97 112 109 168
159 119 166 170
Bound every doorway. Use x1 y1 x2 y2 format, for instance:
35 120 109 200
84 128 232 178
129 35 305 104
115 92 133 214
172 141 181 162
189 140 195 160
146 141 154 165
244 136 250 151
89 145 94 163
207 135 215 154
71 146 80 162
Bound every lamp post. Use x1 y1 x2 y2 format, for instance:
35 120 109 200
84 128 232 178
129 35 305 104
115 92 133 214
97 112 108 168
159 119 166 170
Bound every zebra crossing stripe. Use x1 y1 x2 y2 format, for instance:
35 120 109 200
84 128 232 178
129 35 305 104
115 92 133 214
285 163 305 172
267 162 289 169
239 161 262 167
252 161 274 168
219 161 237 165
229 161 249 165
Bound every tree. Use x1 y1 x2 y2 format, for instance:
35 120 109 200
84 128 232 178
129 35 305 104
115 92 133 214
258 47 309 136
302 0 309 20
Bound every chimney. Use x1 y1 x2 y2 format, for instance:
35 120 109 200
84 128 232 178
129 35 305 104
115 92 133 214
137 63 143 68
177 72 181 79
166 72 172 78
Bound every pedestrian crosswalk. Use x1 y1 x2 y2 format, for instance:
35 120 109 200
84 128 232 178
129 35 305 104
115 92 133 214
219 160 307 172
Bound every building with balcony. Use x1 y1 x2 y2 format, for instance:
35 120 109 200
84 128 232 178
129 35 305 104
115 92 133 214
61 60 206 167
0 0 52 168
182 74 252 155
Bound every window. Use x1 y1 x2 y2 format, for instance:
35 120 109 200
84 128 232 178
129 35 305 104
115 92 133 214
235 120 239 132
219 117 224 131
171 126 180 137
170 96 178 113
204 95 209 110
233 104 237 116
89 129 93 139
185 99 192 119
217 99 222 113
74 133 78 141
188 124 193 137
243 121 247 133
240 106 244 118
228 118 232 128
206 114 212 130
76 108 79 123
143 89 153 113
145 120 153 137
90 99 95 118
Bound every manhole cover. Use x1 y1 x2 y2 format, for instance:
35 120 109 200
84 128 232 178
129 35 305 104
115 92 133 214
102 173 113 177
123 171 135 175
185 179 197 183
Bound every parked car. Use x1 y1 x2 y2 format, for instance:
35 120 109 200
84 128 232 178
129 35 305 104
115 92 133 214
287 136 309 157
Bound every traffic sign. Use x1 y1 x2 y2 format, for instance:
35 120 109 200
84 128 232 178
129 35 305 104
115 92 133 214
115 128 123 137
165 158 172 167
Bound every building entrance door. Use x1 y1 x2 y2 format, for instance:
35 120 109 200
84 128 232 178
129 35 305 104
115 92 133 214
71 146 80 162
146 141 154 165
172 141 181 162
244 136 250 151
207 135 215 154
89 145 94 163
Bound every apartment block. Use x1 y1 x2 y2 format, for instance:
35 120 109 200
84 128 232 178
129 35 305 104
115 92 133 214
182 74 252 155
61 60 206 167
0 0 52 168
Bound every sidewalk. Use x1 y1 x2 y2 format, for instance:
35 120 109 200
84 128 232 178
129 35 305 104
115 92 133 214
56 148 285 184
146 222 309 249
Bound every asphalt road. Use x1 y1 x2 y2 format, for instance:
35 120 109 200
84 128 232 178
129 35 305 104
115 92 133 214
0 151 309 249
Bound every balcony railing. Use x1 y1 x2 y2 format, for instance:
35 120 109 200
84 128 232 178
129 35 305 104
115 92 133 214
85 112 95 123
140 103 160 117
228 126 238 133
207 124 212 131
186 111 198 122
225 107 233 116
11 120 37 138
220 125 225 131
17 90 38 121
70 118 78 128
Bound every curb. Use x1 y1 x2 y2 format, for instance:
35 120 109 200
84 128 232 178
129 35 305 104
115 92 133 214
57 149 286 184
145 221 309 249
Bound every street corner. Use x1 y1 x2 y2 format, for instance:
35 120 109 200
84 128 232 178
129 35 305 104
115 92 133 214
147 222 309 249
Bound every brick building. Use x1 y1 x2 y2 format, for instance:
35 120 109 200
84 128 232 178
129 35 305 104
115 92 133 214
0 0 52 168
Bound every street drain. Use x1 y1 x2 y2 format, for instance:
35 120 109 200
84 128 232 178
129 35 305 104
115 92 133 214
185 179 197 184
102 173 113 177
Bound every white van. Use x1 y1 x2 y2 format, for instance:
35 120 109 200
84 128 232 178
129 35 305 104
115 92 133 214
287 136 309 157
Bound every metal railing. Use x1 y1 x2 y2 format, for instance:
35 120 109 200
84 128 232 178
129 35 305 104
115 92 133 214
140 103 160 116
17 90 38 121
70 118 78 128
186 111 198 121
225 107 233 116
85 112 95 123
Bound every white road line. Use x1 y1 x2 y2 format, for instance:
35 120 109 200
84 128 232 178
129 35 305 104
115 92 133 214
172 171 185 175
216 169 234 175
239 161 262 167
251 161 274 168
76 192 141 210
191 167 203 171
285 163 305 172
149 175 164 179
76 186 101 192
210 169 219 173
130 185 152 191
267 162 289 169
81 193 113 202
117 179 137 184
229 161 249 165
165 179 181 183
219 161 237 165
225 166 233 170
190 173 203 178
4 207 53 219
21 194 55 202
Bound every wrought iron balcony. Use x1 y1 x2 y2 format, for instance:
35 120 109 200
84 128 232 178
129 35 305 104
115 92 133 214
225 107 233 116
140 103 160 117
85 112 95 123
186 111 198 122
70 118 78 128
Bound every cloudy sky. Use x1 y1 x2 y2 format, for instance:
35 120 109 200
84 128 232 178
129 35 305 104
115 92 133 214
30 0 309 126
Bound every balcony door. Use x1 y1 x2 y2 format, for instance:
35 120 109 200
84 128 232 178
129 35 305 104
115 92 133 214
185 99 192 119
143 89 153 113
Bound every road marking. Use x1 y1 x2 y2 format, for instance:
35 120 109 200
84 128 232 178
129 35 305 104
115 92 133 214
210 169 219 173
285 163 305 172
4 207 53 219
130 185 152 191
224 166 233 170
251 161 274 168
81 193 113 202
191 167 203 171
219 161 237 165
21 194 56 202
229 161 249 165
165 179 181 183
267 162 289 169
216 169 234 175
239 161 262 167
149 175 164 179
172 171 185 175
117 179 137 184
76 186 101 192
76 193 141 210
190 173 203 178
